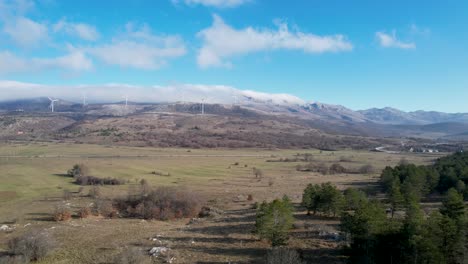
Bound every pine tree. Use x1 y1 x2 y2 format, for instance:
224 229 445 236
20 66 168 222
255 197 294 246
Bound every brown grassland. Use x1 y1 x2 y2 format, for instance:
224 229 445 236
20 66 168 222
0 142 444 263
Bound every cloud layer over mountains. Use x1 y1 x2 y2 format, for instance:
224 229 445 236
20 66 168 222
0 80 305 105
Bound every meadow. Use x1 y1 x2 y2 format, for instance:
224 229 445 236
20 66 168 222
0 142 443 263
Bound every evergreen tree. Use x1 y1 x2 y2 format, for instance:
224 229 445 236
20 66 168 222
255 196 294 246
441 188 466 221
388 179 404 218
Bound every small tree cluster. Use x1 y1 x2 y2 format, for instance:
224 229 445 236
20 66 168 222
341 188 467 264
115 186 202 220
255 196 294 246
301 182 344 216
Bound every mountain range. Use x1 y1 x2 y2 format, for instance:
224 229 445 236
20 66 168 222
1 97 468 143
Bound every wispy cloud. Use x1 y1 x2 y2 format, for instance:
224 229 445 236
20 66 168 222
409 24 430 36
0 80 305 105
197 15 353 68
0 50 93 74
3 16 48 47
53 19 100 41
171 0 250 8
375 30 415 49
87 23 186 70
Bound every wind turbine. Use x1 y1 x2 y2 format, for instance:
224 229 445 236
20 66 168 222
48 97 58 113
232 95 239 105
82 93 87 107
122 95 128 108
200 97 214 115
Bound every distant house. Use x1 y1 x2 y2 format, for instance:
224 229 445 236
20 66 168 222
17 131 24 135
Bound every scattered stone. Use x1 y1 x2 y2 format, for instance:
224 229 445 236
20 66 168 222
149 246 169 257
187 218 201 225
0 224 13 231
198 206 223 218
233 194 248 202
23 223 31 227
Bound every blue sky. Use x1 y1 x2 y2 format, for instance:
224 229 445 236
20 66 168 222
0 0 467 112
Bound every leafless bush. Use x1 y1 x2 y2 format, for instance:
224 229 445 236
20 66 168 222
53 205 72 222
0 255 28 264
62 189 72 200
78 207 91 219
329 163 347 174
88 186 101 198
265 248 304 264
139 179 151 196
75 175 124 186
115 186 202 220
114 248 151 264
268 178 275 187
8 230 55 262
339 156 353 162
359 164 375 174
399 157 409 166
253 167 263 179
94 199 117 218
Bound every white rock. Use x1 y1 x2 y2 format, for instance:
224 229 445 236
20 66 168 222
149 246 169 257
0 225 10 231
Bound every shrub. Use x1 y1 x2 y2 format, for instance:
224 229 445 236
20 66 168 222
75 175 124 186
115 186 202 220
0 255 28 264
67 164 89 178
94 199 117 218
62 189 72 200
265 248 304 264
268 178 275 187
88 186 101 198
359 164 375 174
329 163 347 174
53 205 72 222
8 230 55 262
78 207 91 219
339 156 352 162
253 167 263 179
247 194 254 201
114 248 151 264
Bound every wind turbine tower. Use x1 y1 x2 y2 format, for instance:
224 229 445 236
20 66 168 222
201 98 205 115
48 97 58 113
82 93 87 107
122 96 128 108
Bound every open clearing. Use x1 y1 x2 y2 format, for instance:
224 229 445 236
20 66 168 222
0 142 443 263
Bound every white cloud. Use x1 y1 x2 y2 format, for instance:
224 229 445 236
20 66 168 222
409 24 430 36
3 16 48 47
197 15 353 68
53 19 99 41
172 0 249 8
375 31 415 49
0 50 93 74
88 24 186 69
0 80 305 105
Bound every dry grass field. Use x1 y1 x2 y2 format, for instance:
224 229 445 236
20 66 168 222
0 142 444 263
